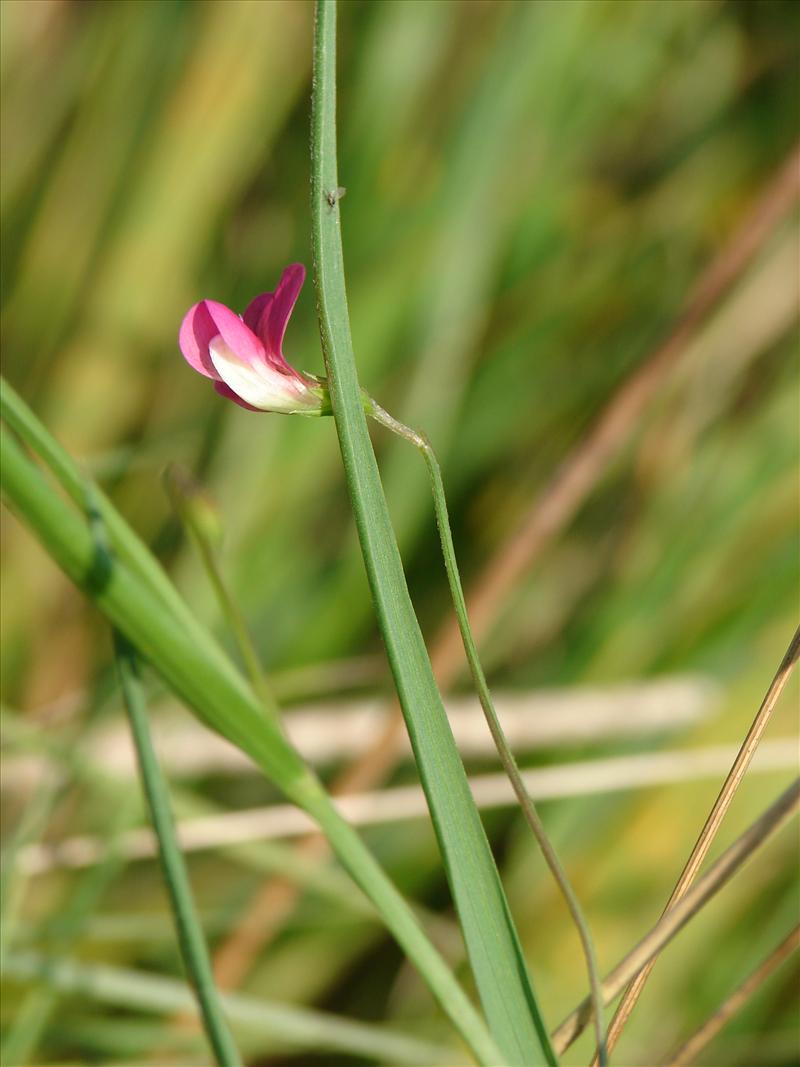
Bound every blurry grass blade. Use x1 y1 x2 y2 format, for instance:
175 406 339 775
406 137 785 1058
16 739 798 872
0 422 500 1061
1 752 139 1065
164 463 278 716
113 634 242 1067
4 953 462 1066
311 4 553 1062
0 762 60 965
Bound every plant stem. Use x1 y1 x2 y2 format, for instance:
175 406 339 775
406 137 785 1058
367 393 608 1066
311 2 553 1061
164 464 278 718
661 926 799 1067
601 624 800 1060
551 777 800 1054
113 634 242 1067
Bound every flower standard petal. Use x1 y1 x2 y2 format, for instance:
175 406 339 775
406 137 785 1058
261 263 305 366
243 292 273 335
178 268 326 414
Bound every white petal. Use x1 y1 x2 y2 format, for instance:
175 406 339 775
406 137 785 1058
209 336 313 413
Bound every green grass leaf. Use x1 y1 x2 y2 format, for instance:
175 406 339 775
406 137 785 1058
0 410 499 1064
310 3 555 1063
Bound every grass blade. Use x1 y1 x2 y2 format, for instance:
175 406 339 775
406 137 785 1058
1 417 500 1063
661 926 799 1067
112 633 242 1067
310 3 553 1062
601 625 800 1058
0 381 197 633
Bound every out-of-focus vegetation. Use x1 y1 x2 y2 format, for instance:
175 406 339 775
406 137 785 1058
1 1 798 1064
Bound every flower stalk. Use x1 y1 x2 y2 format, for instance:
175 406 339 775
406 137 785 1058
364 393 609 1067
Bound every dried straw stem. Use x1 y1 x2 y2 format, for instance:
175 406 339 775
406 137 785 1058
661 926 799 1067
599 625 800 1059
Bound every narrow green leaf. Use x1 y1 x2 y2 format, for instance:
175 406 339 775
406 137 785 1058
0 379 206 646
113 634 242 1067
310 3 554 1063
1 415 500 1063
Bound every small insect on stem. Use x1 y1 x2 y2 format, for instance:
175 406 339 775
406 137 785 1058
326 186 346 209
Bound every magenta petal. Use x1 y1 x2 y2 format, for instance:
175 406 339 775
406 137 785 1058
203 300 265 365
179 303 222 379
262 263 305 362
243 292 273 336
213 381 263 412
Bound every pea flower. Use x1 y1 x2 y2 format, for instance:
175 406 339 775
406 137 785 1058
179 263 329 415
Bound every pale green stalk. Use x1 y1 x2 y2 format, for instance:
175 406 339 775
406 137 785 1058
113 634 242 1067
0 380 203 644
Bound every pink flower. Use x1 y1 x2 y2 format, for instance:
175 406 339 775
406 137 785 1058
179 264 329 415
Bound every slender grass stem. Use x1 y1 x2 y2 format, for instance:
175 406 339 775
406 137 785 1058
601 625 800 1059
551 778 800 1054
661 926 799 1067
4 951 460 1065
311 3 553 1061
366 394 608 1066
113 634 242 1067
164 464 278 718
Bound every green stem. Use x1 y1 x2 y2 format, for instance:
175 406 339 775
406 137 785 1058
164 464 278 718
367 394 608 1066
311 2 554 1062
113 634 242 1067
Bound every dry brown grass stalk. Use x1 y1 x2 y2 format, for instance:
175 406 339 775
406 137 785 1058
661 926 800 1067
598 625 800 1060
551 778 800 1055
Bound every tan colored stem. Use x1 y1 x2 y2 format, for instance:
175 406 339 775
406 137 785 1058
599 626 800 1060
551 778 800 1054
661 926 799 1067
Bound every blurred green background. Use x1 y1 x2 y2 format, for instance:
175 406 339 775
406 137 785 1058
1 0 798 1064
